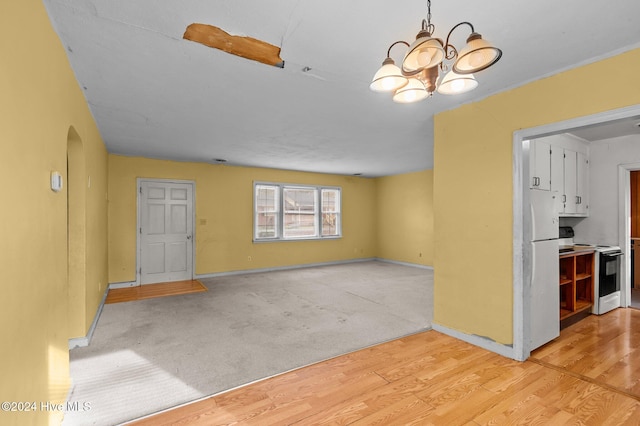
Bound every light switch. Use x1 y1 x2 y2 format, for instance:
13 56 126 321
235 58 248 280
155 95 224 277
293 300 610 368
51 171 63 192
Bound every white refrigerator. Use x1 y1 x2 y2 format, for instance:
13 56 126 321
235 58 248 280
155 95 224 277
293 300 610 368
530 190 560 350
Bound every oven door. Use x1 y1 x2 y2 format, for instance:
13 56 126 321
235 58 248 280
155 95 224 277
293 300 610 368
599 252 622 297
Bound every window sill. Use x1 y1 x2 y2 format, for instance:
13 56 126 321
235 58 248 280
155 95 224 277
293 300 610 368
253 236 342 243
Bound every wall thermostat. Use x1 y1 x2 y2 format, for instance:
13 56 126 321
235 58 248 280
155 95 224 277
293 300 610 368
51 171 63 192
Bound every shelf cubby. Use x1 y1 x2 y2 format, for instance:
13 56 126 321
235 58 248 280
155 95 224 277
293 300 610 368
559 251 594 325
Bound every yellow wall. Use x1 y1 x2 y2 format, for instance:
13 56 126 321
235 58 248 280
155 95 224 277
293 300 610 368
433 48 640 345
108 155 377 282
0 1 108 425
376 170 434 266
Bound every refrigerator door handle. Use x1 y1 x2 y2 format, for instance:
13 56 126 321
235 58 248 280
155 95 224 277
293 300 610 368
531 243 536 285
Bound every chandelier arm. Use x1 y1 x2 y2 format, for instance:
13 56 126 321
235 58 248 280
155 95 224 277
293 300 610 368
386 40 410 58
444 21 475 60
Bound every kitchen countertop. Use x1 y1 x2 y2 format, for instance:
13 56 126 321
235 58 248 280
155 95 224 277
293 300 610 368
559 245 596 255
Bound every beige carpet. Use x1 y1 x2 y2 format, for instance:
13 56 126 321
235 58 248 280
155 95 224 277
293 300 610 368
64 261 433 425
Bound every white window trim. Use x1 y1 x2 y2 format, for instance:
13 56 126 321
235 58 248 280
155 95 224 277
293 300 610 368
253 181 342 242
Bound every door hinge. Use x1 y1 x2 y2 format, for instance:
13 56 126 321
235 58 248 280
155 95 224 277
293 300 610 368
139 227 142 234
139 267 142 275
140 187 142 194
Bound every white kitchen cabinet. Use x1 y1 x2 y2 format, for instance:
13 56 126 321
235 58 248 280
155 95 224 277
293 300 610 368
575 152 589 215
550 146 564 213
564 150 578 214
529 134 589 216
529 139 551 191
557 149 589 217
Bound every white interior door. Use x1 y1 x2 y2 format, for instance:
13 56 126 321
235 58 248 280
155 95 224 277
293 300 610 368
139 180 194 285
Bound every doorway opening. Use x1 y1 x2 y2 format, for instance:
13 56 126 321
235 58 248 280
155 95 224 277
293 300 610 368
67 126 87 339
513 105 640 361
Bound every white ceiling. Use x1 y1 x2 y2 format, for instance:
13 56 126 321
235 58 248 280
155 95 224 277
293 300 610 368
570 116 640 142
43 0 640 177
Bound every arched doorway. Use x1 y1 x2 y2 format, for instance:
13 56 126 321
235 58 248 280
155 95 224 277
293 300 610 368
67 126 87 339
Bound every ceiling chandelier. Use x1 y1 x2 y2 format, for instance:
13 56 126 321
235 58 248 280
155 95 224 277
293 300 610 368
370 0 502 103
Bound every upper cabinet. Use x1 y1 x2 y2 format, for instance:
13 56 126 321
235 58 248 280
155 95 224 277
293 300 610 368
575 151 589 216
531 134 589 217
557 149 589 216
529 139 551 191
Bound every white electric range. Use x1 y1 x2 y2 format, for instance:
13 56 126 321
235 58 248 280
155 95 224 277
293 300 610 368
593 245 623 315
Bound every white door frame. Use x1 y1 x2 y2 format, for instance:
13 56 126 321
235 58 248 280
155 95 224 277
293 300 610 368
618 163 640 309
512 104 640 361
136 178 196 286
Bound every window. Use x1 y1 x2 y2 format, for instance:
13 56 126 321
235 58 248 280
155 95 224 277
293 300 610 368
254 183 341 241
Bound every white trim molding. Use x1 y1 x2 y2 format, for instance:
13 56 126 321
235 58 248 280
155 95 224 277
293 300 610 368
108 281 137 289
432 322 515 359
68 286 109 349
196 258 377 280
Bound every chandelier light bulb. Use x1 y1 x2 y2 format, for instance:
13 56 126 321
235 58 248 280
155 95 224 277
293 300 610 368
468 50 486 68
370 58 408 92
392 78 428 103
437 70 478 95
402 34 445 73
417 50 433 68
451 78 466 92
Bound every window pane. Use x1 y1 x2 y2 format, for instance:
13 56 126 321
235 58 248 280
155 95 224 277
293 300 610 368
256 212 277 238
322 213 338 236
321 189 340 236
283 188 317 238
321 189 339 212
256 185 277 212
255 185 278 239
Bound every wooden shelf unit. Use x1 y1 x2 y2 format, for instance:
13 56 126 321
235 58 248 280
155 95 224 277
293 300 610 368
559 251 594 324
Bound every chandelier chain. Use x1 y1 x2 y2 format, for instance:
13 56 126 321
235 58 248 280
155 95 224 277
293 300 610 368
423 0 435 34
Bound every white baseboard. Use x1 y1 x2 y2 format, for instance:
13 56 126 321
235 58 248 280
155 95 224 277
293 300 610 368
195 257 377 279
432 322 518 360
68 287 109 350
375 258 434 270
109 281 137 289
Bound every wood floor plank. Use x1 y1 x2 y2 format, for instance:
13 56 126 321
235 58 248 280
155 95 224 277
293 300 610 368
132 309 640 425
105 280 207 304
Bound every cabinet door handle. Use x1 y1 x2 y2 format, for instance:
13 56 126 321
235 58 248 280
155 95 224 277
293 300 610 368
562 194 566 203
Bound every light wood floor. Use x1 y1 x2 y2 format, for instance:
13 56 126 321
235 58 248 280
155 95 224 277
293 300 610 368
132 308 640 425
105 280 207 304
